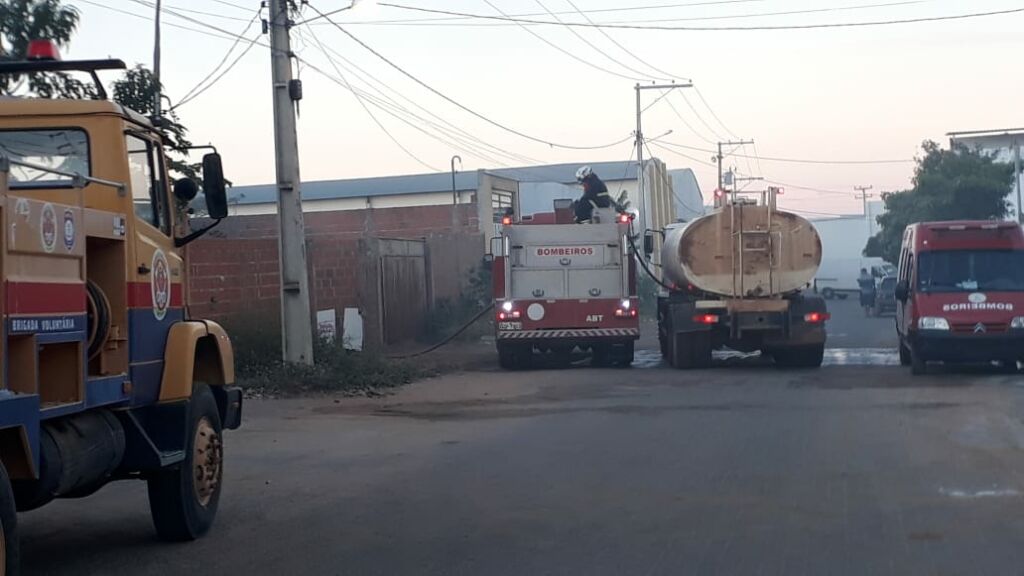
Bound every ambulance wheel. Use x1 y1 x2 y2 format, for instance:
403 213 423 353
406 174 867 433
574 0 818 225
0 461 20 576
148 384 224 542
909 346 927 376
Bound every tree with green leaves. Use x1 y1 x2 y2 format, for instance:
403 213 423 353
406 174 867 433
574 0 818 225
864 140 1014 264
112 65 200 181
0 0 93 97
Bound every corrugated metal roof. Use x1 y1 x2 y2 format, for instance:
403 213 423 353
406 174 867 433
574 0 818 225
227 161 639 206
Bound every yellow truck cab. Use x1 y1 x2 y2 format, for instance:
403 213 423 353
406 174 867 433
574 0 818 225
0 46 240 573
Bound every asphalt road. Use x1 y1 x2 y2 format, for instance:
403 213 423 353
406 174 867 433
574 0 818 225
20 299 1024 575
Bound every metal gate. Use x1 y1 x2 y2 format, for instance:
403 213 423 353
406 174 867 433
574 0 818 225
380 254 427 344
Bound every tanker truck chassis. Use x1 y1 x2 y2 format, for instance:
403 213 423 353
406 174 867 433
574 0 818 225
654 188 829 369
657 292 828 368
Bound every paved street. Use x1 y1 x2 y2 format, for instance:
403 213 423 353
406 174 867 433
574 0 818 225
20 298 1024 575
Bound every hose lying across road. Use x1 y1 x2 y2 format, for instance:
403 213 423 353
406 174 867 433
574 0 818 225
388 302 495 360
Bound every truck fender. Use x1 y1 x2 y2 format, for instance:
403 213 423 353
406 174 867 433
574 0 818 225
160 320 235 402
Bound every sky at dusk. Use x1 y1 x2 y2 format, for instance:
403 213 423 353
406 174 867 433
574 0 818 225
63 0 1024 217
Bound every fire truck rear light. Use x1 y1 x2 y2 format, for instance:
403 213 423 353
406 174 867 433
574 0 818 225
693 314 719 324
497 310 521 321
620 299 631 309
501 301 513 312
27 39 60 61
803 312 829 323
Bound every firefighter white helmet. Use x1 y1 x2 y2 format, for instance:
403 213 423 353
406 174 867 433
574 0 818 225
575 165 593 182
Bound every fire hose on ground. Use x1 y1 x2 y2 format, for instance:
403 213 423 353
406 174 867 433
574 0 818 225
387 302 495 360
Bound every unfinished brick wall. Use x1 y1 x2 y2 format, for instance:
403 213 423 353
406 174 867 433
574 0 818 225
186 203 480 328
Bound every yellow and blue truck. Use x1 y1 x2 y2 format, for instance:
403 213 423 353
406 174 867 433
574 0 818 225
0 44 241 573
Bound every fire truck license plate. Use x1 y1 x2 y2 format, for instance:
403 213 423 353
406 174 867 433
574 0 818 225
498 321 522 331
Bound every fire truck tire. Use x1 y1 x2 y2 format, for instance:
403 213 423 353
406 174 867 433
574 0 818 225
148 384 223 542
611 342 634 367
0 461 19 576
497 344 530 370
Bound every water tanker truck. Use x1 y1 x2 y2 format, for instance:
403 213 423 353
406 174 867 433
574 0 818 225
654 187 829 368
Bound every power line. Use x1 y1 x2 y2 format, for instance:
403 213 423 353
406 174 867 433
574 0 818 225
573 0 930 25
678 90 725 141
173 10 262 109
481 0 645 82
661 92 717 146
302 37 544 166
210 0 253 12
377 3 1024 31
302 22 440 171
163 2 253 22
643 139 704 214
305 0 772 26
562 0 686 81
77 0 245 42
305 3 635 151
657 140 913 164
693 86 738 140
532 0 662 80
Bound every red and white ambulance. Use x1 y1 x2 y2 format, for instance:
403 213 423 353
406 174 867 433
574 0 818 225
491 204 639 369
894 220 1024 374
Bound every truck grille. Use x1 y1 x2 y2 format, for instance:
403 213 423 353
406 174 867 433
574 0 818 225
952 322 1008 334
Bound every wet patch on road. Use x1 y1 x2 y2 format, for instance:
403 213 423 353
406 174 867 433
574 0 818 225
634 347 900 369
938 487 1021 499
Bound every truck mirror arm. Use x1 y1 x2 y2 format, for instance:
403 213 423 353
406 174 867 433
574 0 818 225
174 218 222 248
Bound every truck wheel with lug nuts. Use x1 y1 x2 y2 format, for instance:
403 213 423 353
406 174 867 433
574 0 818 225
148 384 224 541
0 461 19 576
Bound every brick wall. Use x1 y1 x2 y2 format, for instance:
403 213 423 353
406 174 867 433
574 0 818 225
186 202 480 328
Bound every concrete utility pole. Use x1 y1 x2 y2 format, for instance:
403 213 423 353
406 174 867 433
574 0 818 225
1015 138 1022 223
634 82 691 237
855 185 874 236
152 0 162 117
450 155 462 230
268 0 314 365
716 140 755 191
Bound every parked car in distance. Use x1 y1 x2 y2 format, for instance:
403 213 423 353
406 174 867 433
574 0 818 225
874 276 897 315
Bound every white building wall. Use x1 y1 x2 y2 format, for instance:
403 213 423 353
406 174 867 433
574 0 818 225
229 190 475 216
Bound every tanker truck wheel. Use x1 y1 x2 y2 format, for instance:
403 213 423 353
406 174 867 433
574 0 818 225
773 344 824 368
0 461 20 576
148 384 224 541
670 332 711 369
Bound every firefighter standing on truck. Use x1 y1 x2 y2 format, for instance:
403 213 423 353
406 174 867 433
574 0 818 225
574 165 614 223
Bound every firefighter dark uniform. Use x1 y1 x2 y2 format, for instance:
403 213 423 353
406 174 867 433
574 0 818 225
574 166 613 223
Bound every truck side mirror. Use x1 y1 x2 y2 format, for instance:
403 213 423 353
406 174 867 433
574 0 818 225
202 152 228 219
894 280 909 302
643 231 654 257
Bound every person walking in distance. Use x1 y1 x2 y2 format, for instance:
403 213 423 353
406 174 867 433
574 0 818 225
857 268 877 317
573 165 614 223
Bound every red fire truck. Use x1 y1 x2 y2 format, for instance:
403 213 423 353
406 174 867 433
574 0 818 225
491 202 639 369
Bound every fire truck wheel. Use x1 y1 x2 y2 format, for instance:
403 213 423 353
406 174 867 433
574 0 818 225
498 344 530 370
0 461 20 576
611 342 634 367
148 384 224 542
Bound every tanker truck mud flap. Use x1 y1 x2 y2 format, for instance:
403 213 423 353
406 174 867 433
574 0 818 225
763 295 829 369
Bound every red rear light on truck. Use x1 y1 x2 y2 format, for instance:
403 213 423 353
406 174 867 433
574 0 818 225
497 310 520 320
803 312 830 323
693 314 719 324
501 216 512 226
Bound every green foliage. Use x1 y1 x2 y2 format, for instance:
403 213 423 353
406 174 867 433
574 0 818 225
0 0 93 98
111 65 200 181
865 140 1014 264
224 315 425 397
